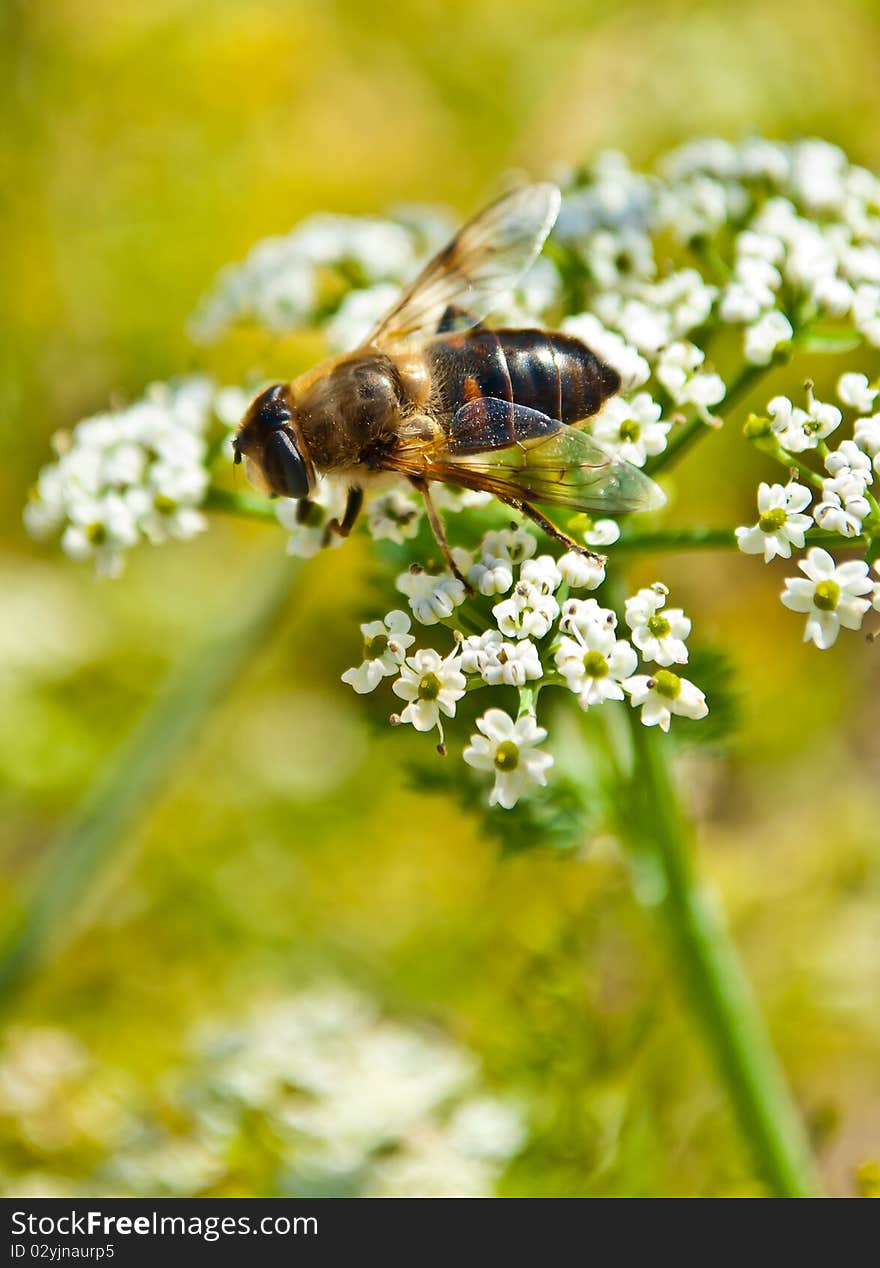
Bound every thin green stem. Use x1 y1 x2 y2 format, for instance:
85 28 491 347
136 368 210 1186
0 553 303 1008
621 715 818 1196
646 361 770 476
611 526 868 553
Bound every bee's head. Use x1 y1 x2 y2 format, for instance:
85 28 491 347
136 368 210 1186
233 383 315 499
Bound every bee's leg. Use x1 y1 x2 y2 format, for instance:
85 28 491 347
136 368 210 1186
322 485 364 545
410 478 473 592
512 499 605 566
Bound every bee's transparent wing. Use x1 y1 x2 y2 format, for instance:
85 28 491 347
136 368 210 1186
364 184 560 346
391 397 665 515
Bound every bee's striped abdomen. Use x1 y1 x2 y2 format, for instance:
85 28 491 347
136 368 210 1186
426 329 620 429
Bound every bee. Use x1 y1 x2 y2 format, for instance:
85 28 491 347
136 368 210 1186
233 183 664 578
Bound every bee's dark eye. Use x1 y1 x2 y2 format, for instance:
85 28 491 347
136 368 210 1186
255 383 291 430
262 428 310 498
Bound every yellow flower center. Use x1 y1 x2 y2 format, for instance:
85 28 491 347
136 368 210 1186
759 507 787 532
417 672 441 701
813 580 840 611
652 669 681 700
647 614 671 637
582 650 609 678
494 740 520 771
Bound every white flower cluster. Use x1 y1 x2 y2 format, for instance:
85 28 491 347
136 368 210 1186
23 378 224 578
736 373 880 648
554 138 880 448
342 527 708 808
656 138 880 358
0 989 526 1199
188 207 454 345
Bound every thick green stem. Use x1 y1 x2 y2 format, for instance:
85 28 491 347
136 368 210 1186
622 715 818 1196
0 553 302 1008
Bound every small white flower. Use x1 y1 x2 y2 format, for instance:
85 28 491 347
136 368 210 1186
624 585 690 666
624 671 708 732
592 393 670 467
655 341 703 398
824 440 873 488
581 517 620 547
341 610 414 694
396 569 466 625
463 709 553 809
557 550 606 590
554 626 637 710
558 597 617 640
780 547 873 648
479 638 543 687
520 554 563 594
735 481 812 562
768 391 841 453
459 630 503 675
837 372 878 414
493 581 560 641
392 648 466 732
744 310 793 365
466 527 537 596
366 488 423 543
874 560 880 612
813 475 871 537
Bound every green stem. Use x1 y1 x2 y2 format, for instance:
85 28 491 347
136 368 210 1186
0 553 303 1008
646 361 770 476
612 526 868 553
622 715 818 1196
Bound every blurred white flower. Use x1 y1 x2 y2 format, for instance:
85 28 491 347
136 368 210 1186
463 709 553 809
275 478 349 558
837 372 878 413
327 283 401 353
735 481 812 562
744 310 793 365
366 487 424 543
780 547 874 648
23 378 215 576
561 313 651 392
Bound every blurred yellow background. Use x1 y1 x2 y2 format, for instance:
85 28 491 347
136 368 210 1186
1 0 879 1196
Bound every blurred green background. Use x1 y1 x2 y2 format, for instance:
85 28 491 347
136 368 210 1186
2 0 879 1196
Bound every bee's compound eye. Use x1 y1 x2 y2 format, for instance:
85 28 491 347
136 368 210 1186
262 428 310 498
